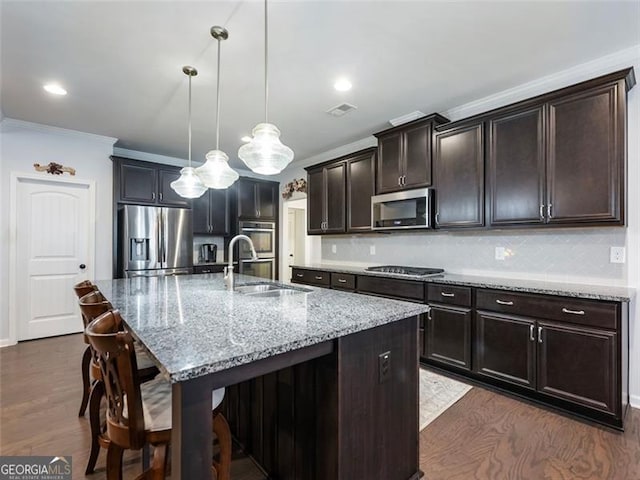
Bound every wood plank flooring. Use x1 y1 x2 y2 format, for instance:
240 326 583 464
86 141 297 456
2 333 639 479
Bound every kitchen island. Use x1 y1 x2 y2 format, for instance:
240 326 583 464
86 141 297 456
97 273 429 480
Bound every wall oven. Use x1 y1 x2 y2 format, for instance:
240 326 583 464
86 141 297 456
239 221 276 259
239 258 275 280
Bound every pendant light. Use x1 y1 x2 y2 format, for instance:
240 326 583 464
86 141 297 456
170 66 207 199
237 0 294 175
196 26 239 190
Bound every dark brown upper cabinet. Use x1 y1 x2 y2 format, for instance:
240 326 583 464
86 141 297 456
374 114 449 194
546 82 625 225
346 149 376 233
488 106 546 226
433 122 484 228
113 157 190 208
193 188 229 235
306 162 346 234
237 178 278 220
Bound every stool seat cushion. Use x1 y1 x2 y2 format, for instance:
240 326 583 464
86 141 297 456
129 376 225 432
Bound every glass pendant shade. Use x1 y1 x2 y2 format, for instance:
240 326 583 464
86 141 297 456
170 166 207 198
196 149 239 189
238 123 294 175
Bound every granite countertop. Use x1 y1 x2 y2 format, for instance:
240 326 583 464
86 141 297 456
96 274 428 383
290 263 635 302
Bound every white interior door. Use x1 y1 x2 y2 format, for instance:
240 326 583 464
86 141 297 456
287 210 296 268
15 177 93 341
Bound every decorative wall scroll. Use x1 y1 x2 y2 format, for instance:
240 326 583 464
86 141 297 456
33 162 76 176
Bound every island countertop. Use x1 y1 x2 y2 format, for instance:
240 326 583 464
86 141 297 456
96 274 428 383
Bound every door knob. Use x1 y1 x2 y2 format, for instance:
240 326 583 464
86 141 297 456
79 264 86 270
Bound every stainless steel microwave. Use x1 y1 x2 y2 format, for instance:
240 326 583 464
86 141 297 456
371 188 434 230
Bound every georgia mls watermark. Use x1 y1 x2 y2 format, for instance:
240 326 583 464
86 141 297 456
0 456 71 480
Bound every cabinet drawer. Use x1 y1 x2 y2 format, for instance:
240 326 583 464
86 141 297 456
291 268 330 287
193 265 224 274
357 275 425 302
476 289 618 330
427 284 472 307
331 273 356 291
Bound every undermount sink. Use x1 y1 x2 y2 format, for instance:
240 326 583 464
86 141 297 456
234 282 312 296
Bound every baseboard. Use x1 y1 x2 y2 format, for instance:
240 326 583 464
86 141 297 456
0 338 16 348
630 394 640 409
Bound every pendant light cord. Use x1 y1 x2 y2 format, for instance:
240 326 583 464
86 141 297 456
188 73 192 167
264 0 269 124
216 36 222 151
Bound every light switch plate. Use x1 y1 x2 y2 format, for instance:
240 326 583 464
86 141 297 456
495 246 506 261
610 246 626 264
331 244 337 254
370 245 376 255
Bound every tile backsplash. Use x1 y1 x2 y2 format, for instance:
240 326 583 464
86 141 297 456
321 227 627 285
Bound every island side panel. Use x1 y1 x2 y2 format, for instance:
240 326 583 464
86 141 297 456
317 316 420 480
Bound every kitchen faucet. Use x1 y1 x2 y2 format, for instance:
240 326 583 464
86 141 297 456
225 234 258 290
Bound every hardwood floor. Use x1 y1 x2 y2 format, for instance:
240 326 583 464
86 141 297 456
420 387 640 480
2 334 639 479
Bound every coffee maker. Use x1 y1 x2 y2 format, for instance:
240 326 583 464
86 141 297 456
200 244 217 263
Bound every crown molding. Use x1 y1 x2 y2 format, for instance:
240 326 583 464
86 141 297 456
443 44 640 122
0 118 117 145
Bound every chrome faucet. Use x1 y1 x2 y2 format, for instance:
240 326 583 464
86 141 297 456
224 234 258 290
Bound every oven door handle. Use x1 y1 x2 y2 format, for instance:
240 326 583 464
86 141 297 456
241 259 274 263
241 228 275 232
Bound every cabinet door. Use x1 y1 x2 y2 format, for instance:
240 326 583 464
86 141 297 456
475 311 536 390
325 163 346 233
547 82 624 224
537 320 618 416
192 190 211 234
347 151 375 232
158 168 191 207
403 123 432 189
489 106 545 226
307 169 325 234
120 163 157 203
434 123 484 228
425 305 472 371
238 179 258 219
210 188 230 235
376 132 403 194
256 182 277 220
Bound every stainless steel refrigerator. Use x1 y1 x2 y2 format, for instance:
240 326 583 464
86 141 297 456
120 205 193 277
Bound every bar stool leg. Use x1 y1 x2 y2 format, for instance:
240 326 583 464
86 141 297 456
79 346 92 416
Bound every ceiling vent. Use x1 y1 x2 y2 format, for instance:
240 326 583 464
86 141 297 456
389 110 426 126
327 103 357 117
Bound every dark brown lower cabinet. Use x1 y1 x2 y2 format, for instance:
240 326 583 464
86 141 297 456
474 311 536 390
425 305 471 371
537 320 618 416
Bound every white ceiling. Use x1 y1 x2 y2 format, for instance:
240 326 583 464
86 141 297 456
2 1 639 169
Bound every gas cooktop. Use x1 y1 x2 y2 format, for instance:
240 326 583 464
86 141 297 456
365 265 445 277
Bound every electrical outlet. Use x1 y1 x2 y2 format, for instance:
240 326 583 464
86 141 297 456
610 246 626 264
378 351 391 384
370 245 376 255
495 246 506 261
331 244 337 254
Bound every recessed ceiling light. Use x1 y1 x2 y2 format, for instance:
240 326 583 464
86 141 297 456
241 136 252 142
334 78 352 92
43 83 67 96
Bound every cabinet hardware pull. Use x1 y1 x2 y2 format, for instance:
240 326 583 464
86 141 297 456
540 204 544 219
338 278 347 283
538 326 543 343
441 292 455 297
529 325 535 341
562 308 585 315
315 276 323 280
403 175 407 185
435 212 440 225
427 306 432 321
152 192 156 200
296 273 303 278
159 192 163 201
496 299 514 306
547 203 553 218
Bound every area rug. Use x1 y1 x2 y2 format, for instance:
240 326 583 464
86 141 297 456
419 368 472 431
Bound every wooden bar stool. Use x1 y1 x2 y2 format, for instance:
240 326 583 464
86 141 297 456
78 290 159 475
86 309 231 480
73 280 98 417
